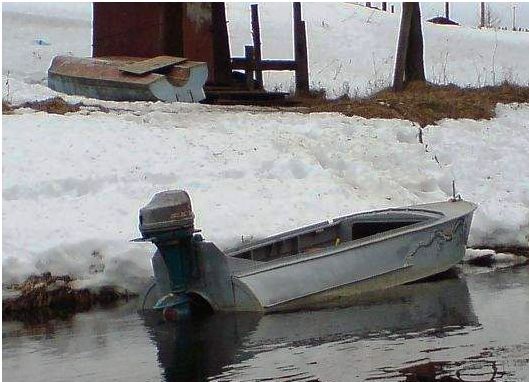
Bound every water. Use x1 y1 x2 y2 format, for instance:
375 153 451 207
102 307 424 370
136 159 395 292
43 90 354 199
3 266 528 381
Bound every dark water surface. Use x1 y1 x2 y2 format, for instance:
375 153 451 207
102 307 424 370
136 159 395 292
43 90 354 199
3 267 528 381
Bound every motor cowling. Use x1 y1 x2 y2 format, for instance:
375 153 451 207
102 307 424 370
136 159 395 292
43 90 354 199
139 190 194 239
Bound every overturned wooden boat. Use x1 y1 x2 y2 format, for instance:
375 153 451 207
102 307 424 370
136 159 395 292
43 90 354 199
138 190 476 315
48 55 208 103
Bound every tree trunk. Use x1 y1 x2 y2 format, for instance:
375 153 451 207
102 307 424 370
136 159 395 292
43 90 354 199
393 4 412 91
393 2 425 91
405 3 425 83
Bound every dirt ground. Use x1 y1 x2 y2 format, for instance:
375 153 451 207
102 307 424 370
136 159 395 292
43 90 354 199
4 83 529 127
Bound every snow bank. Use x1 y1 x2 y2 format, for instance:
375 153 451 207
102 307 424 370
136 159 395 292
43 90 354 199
3 100 529 291
424 104 529 247
2 5 529 291
464 248 528 269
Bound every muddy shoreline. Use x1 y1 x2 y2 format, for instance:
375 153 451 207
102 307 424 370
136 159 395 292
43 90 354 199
2 272 135 323
4 247 526 324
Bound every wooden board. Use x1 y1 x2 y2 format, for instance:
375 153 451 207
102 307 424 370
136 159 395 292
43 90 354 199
119 56 187 75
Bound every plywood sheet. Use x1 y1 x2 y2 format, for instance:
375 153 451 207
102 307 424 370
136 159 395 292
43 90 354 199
119 56 187 75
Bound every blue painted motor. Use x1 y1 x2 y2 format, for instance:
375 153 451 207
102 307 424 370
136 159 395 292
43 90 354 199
139 190 197 317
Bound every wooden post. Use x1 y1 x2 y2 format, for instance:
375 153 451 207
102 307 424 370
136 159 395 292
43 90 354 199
445 2 449 20
512 5 516 31
245 45 255 90
382 2 387 11
251 4 263 89
293 2 309 95
391 5 395 13
480 2 485 28
366 2 372 8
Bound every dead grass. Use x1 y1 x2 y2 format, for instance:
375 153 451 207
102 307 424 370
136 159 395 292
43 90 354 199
5 83 529 126
20 96 81 115
2 100 14 114
292 82 529 126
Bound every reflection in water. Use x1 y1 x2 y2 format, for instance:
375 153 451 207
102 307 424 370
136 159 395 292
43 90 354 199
387 359 503 381
142 312 260 382
143 275 479 382
4 268 528 382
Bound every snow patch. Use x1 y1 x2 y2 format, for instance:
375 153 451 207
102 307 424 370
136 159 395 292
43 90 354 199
2 6 529 292
4 104 529 291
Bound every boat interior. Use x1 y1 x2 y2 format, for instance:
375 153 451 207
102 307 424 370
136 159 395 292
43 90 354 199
228 209 443 262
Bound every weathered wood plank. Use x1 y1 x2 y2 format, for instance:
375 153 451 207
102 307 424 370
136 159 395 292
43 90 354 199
119 56 187 75
231 59 297 71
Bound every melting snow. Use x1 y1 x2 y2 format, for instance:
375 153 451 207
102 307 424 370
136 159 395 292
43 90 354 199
2 4 528 291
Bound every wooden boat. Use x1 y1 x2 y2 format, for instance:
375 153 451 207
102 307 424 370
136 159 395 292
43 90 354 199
138 190 476 315
48 55 208 103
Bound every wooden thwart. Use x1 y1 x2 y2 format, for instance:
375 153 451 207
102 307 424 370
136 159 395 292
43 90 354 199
119 56 187 75
231 58 297 71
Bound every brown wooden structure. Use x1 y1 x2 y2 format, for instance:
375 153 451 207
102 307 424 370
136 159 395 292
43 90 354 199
93 3 231 86
230 3 309 95
92 2 310 103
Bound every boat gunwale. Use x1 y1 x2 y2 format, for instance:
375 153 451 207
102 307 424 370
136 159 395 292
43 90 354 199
227 202 460 256
231 201 476 278
227 208 442 257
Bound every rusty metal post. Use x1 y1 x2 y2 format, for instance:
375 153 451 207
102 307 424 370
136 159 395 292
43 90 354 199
251 4 264 89
293 2 309 95
245 45 255 90
92 3 184 58
181 3 232 86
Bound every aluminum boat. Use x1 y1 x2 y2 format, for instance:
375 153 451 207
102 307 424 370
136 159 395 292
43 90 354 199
138 190 476 315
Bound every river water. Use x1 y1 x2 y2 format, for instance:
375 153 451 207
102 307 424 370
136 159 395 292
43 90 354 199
3 266 528 382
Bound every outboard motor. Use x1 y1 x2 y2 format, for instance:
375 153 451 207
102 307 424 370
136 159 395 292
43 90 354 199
139 190 199 317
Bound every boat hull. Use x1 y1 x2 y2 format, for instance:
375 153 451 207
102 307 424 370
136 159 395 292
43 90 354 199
48 56 207 103
150 200 476 313
234 214 470 312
